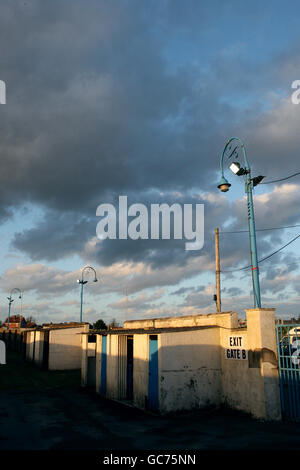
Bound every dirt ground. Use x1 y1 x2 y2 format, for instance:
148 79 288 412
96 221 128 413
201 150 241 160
1 351 300 450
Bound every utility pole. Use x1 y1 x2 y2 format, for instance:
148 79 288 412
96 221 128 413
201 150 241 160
215 228 221 313
125 287 129 320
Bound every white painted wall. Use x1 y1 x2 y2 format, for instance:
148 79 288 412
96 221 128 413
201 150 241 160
124 312 238 330
159 328 222 413
246 308 281 420
106 335 119 399
95 335 102 394
220 309 281 421
48 326 84 370
88 342 96 357
26 331 35 361
133 334 148 409
33 331 44 366
81 330 88 386
80 310 281 421
220 328 251 413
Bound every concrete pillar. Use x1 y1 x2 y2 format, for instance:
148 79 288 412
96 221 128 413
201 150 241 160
95 335 102 394
81 324 89 387
246 308 281 421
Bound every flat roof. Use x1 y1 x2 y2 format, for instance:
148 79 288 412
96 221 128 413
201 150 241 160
20 323 88 332
83 325 221 335
123 311 235 324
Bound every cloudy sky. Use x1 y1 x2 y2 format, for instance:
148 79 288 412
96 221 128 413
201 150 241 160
1 0 300 325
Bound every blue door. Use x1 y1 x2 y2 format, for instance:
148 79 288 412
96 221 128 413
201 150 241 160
100 335 107 395
148 335 159 410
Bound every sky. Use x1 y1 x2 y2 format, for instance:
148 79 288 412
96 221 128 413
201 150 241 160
1 0 300 325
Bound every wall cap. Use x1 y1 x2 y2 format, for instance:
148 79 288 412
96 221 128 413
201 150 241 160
245 308 276 313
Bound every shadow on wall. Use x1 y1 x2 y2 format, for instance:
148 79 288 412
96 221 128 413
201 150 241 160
0 329 84 371
83 339 281 421
2 328 281 420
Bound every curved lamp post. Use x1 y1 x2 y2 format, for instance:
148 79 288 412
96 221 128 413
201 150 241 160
7 288 22 330
217 137 265 308
77 266 98 323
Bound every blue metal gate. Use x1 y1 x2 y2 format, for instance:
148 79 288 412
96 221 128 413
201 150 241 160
277 324 300 421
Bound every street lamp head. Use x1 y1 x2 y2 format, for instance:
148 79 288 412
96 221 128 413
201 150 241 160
77 279 80 283
94 278 98 283
217 176 231 193
252 175 265 187
229 161 247 176
229 161 241 174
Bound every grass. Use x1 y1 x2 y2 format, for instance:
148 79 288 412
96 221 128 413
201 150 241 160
0 351 81 391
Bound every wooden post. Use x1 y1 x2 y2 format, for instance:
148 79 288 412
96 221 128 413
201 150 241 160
215 228 221 313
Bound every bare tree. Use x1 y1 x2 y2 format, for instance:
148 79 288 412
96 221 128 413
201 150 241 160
108 318 120 329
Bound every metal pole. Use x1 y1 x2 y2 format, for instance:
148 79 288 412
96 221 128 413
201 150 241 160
7 299 11 330
245 171 261 308
218 138 262 309
215 228 221 312
80 281 84 323
78 266 98 323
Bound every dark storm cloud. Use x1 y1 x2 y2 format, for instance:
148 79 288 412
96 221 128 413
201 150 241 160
223 287 243 297
1 0 300 276
12 210 92 261
0 0 232 216
12 189 230 267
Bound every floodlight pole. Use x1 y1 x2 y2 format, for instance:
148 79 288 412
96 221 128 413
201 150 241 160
219 137 261 308
7 297 13 330
7 288 22 330
215 228 221 312
78 266 98 323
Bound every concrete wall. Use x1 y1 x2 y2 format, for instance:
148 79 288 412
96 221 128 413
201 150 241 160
95 335 102 393
246 308 281 420
48 326 84 370
82 333 105 391
26 331 35 361
133 334 148 409
88 342 96 357
81 326 89 386
220 328 251 414
81 310 281 421
106 335 119 400
33 330 44 367
159 328 222 413
220 308 281 421
124 312 238 330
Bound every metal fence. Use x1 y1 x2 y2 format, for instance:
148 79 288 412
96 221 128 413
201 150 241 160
276 324 300 421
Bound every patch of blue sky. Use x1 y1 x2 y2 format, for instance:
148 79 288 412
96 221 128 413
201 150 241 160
0 204 45 272
162 2 300 73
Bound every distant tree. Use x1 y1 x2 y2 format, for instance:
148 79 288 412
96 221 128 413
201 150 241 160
108 318 120 329
26 316 36 323
93 319 107 330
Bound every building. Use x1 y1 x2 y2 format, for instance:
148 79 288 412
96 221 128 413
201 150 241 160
4 315 26 329
24 323 87 370
81 308 281 421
